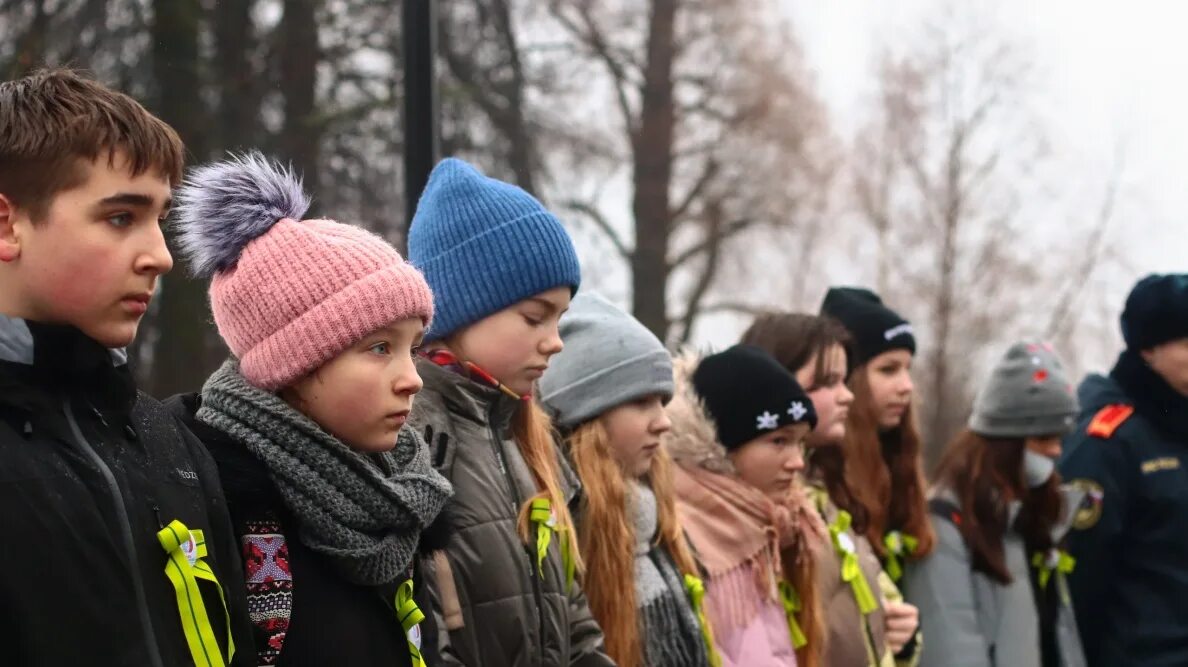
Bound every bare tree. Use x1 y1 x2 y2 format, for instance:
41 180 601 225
850 13 1051 461
547 0 834 344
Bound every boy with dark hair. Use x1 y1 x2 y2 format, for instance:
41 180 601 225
0 69 251 666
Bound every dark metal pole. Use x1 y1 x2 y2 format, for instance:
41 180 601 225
402 0 439 251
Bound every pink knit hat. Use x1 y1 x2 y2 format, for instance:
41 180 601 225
173 153 433 391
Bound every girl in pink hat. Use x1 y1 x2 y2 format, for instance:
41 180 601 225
168 152 454 667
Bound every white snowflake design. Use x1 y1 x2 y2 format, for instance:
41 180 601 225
756 411 780 430
788 401 809 422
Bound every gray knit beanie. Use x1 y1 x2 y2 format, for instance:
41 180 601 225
968 341 1079 438
540 292 673 429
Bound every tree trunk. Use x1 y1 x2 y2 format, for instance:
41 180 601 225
278 0 321 205
146 0 220 397
215 0 260 152
6 0 50 78
630 0 677 342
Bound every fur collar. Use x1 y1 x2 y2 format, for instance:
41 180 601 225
664 350 736 476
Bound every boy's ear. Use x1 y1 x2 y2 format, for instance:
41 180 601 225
0 194 21 263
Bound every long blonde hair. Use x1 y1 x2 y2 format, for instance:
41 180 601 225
567 418 703 667
512 399 585 576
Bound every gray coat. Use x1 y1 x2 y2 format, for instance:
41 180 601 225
410 359 613 667
904 489 1086 667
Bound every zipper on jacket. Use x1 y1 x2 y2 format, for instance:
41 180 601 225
63 398 167 667
488 407 548 665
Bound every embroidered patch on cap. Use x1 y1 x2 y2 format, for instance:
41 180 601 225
788 401 809 421
756 411 780 430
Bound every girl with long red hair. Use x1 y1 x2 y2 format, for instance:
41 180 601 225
541 293 716 667
819 287 936 582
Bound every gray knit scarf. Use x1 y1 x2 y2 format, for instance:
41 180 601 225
631 482 710 667
198 359 453 586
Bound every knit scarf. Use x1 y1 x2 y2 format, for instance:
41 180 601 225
672 463 790 629
198 359 453 586
631 482 709 667
1112 348 1188 441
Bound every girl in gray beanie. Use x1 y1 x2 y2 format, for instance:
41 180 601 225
540 293 717 667
903 341 1087 667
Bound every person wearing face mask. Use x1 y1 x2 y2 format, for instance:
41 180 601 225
1059 274 1188 667
903 341 1086 667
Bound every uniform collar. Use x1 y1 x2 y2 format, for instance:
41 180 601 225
1112 349 1188 442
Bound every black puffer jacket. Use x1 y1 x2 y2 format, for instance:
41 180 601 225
170 391 453 667
0 315 252 667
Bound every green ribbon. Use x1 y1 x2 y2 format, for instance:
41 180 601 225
1031 548 1076 590
778 581 809 649
395 579 427 667
830 510 879 614
530 497 575 591
882 530 919 582
683 574 723 667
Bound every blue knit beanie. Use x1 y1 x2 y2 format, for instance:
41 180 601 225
408 158 582 341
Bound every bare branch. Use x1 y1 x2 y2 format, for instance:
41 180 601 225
670 158 719 223
561 199 632 260
669 217 755 270
675 209 726 345
548 2 638 136
1045 144 1126 339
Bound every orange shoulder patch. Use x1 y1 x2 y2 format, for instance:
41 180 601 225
1087 404 1135 438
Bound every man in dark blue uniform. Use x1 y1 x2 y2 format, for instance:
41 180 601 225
1060 274 1188 667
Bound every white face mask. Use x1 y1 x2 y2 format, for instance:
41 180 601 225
1023 449 1056 488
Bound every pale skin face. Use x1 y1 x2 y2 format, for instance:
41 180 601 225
0 152 174 348
865 349 915 430
599 394 672 478
729 423 811 502
1142 337 1188 397
797 343 854 447
283 317 425 454
444 287 571 396
1025 434 1063 459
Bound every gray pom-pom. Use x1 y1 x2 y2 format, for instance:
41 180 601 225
173 151 311 278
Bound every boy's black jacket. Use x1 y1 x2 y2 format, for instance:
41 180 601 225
0 316 253 666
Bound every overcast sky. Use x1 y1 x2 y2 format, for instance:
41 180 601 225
783 0 1188 275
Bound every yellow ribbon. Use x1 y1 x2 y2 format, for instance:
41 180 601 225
529 498 575 591
829 510 879 615
778 581 809 649
396 579 428 667
882 530 919 582
157 520 235 667
1031 548 1076 590
683 574 723 667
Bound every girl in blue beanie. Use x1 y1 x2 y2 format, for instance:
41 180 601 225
406 158 612 666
